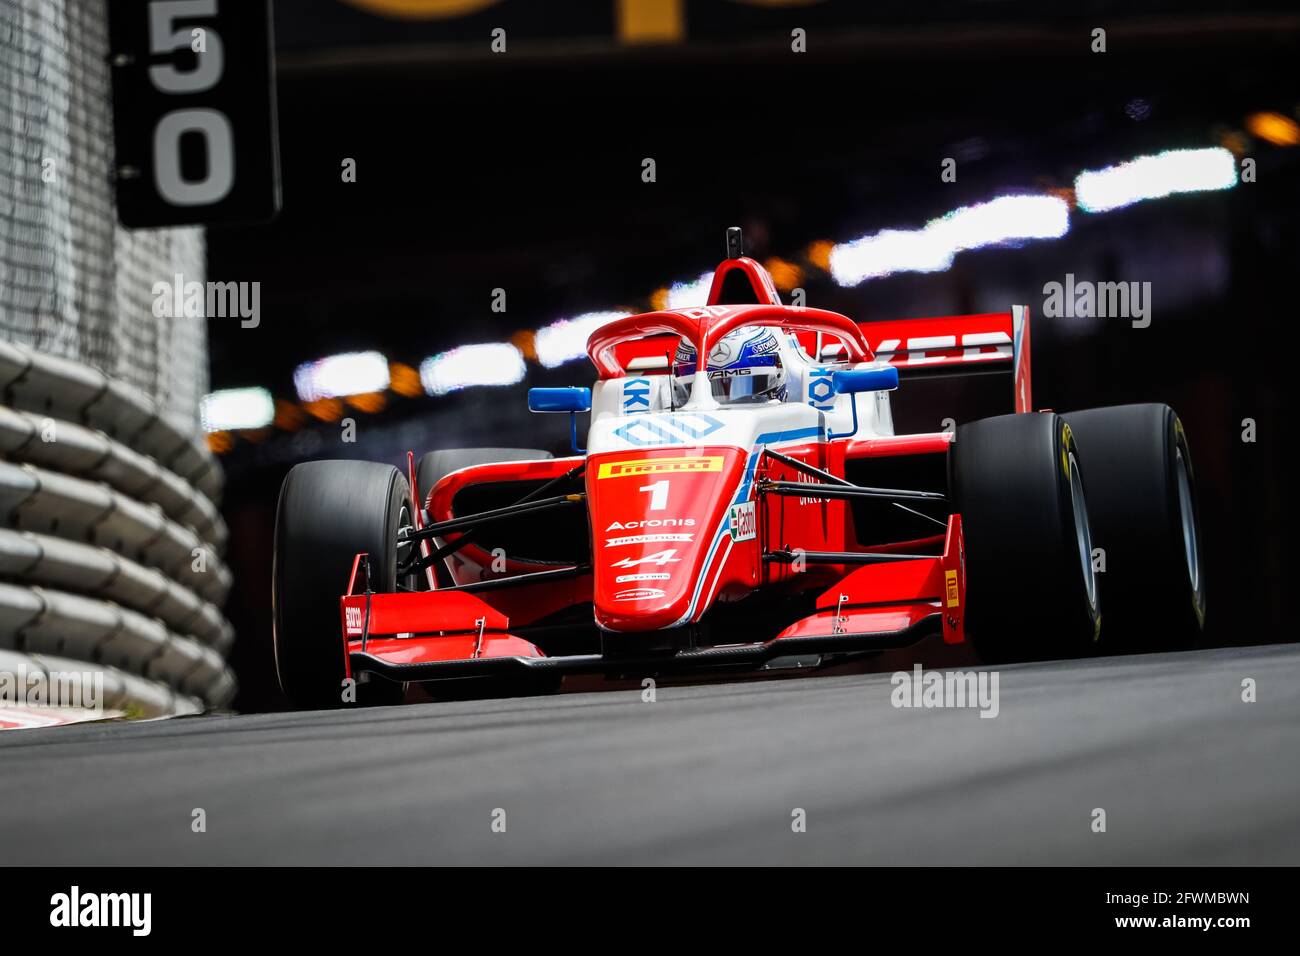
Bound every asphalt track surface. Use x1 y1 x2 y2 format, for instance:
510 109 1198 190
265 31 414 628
1 642 1297 865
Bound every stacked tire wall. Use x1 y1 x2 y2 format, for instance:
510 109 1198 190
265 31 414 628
0 343 235 712
1 1 231 714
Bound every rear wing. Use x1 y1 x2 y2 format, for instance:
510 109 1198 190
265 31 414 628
839 307 1033 431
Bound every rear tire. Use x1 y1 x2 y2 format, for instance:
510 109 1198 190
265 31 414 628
415 447 553 588
273 460 412 708
415 447 553 512
414 447 561 699
1062 403 1205 652
951 412 1101 662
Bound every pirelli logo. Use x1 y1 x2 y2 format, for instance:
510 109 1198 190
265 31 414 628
597 456 724 479
945 569 960 608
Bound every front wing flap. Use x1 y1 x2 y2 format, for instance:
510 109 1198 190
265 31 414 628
343 515 964 682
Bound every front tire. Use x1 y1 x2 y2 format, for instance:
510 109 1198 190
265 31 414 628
273 460 412 708
951 412 1101 662
1062 404 1205 652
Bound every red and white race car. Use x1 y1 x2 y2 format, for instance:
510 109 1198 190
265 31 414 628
272 231 1206 707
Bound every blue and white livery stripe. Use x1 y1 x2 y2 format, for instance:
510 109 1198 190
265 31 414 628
670 425 824 628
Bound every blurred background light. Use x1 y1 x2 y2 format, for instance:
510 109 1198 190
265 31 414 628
420 342 527 396
830 193 1070 286
302 397 345 422
830 227 954 285
805 240 833 271
933 194 1070 250
1074 147 1237 213
1125 97 1152 122
200 387 274 432
272 399 307 431
510 329 538 361
344 392 387 413
205 431 233 454
763 257 803 291
534 310 632 368
1245 111 1300 146
387 362 424 398
665 272 712 309
293 350 391 402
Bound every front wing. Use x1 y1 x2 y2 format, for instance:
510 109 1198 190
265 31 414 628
340 516 966 684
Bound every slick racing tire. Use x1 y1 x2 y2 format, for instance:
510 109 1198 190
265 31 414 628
1062 404 1205 652
415 447 553 510
416 447 553 588
951 412 1101 662
273 460 412 709
416 446 560 698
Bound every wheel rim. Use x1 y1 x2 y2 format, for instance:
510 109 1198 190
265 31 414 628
1068 450 1099 616
395 503 417 590
1174 447 1202 598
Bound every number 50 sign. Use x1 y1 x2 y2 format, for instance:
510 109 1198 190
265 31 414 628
109 0 280 227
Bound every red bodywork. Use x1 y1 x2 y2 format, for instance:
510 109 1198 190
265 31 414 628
341 255 1031 686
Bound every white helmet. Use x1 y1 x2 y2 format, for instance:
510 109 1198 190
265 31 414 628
672 326 788 406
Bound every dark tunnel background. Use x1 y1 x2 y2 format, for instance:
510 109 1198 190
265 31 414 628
207 2 1295 710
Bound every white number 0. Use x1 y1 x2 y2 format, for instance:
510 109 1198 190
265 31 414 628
147 1 234 207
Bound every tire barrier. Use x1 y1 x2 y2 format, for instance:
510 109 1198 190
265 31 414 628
0 406 226 550
0 529 233 653
0 342 224 505
0 461 232 605
0 341 236 714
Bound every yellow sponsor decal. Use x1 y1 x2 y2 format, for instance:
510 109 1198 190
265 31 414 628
945 569 960 608
597 456 724 479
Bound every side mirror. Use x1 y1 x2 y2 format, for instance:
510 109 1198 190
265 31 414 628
528 387 592 413
832 367 899 395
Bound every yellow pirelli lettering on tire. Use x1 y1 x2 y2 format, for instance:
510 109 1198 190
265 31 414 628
945 569 960 607
597 456 724 479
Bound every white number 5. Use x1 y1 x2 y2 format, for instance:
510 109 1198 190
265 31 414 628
146 0 234 207
149 0 224 93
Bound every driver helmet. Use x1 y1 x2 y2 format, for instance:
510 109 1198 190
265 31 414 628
672 326 788 406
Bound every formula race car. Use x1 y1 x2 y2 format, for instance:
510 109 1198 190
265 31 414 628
272 229 1206 707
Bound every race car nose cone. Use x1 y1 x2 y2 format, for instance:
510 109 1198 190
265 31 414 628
587 446 745 632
